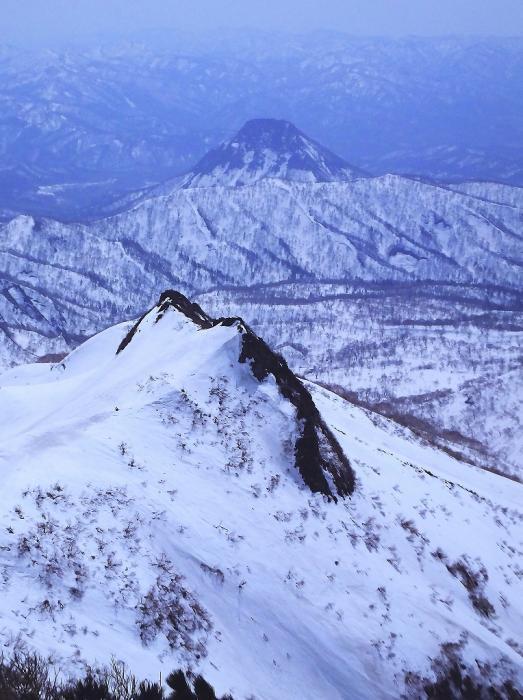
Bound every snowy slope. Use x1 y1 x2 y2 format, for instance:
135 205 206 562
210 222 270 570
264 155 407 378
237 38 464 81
0 292 521 698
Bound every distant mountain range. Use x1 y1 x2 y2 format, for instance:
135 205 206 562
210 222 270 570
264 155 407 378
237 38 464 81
0 34 522 219
0 118 522 479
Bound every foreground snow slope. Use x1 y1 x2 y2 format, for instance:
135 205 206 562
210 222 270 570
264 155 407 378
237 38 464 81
0 292 521 699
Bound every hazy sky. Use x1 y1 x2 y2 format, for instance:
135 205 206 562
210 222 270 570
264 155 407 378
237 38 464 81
1 0 523 46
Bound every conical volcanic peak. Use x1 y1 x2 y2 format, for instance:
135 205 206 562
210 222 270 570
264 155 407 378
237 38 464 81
183 118 366 187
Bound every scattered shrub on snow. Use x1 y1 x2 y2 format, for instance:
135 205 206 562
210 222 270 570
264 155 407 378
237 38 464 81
403 640 522 699
445 558 496 618
61 674 112 699
136 568 212 658
420 661 523 699
200 563 225 585
166 670 233 700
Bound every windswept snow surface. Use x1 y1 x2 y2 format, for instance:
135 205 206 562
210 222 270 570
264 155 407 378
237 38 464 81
0 295 522 698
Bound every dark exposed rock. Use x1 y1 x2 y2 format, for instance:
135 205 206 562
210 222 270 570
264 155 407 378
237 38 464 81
234 320 354 499
117 290 355 500
157 290 214 329
116 310 149 355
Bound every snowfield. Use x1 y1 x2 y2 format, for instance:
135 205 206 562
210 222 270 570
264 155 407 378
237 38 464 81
0 292 521 698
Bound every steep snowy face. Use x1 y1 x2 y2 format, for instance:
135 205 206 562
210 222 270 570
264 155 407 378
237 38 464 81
182 119 366 187
0 292 522 699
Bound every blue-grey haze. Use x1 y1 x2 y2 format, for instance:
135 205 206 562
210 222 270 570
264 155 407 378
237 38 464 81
1 0 523 46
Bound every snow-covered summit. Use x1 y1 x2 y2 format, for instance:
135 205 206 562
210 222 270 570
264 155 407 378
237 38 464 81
115 290 354 500
182 118 366 188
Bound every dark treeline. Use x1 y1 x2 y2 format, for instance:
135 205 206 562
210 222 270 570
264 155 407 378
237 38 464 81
3 649 521 699
0 651 233 700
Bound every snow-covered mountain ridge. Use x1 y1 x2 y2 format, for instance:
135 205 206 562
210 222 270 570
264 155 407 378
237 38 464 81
1 168 522 371
0 291 521 698
198 282 523 482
